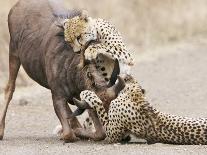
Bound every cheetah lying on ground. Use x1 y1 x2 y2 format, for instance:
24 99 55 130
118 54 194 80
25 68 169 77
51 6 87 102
63 10 134 78
73 76 207 144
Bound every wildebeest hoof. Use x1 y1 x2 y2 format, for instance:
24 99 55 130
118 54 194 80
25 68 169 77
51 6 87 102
0 133 3 140
74 128 106 141
0 135 3 140
62 133 79 143
0 125 4 140
92 132 106 141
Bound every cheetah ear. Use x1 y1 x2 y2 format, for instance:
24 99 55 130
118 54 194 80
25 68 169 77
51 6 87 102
80 10 89 22
62 19 69 29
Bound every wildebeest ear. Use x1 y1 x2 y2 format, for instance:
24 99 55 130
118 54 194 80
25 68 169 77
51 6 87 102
55 20 65 36
108 59 120 87
80 10 89 22
55 19 65 30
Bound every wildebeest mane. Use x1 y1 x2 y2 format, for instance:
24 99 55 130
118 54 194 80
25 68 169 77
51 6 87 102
48 0 81 19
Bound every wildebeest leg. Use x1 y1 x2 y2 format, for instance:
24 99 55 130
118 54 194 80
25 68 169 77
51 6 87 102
0 54 20 140
74 109 106 141
52 95 79 142
66 106 82 129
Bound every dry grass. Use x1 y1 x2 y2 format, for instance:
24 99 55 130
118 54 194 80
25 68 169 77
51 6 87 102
65 0 207 47
1 0 207 91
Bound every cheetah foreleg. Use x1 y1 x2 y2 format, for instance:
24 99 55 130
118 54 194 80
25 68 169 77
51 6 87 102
84 43 117 61
79 90 126 143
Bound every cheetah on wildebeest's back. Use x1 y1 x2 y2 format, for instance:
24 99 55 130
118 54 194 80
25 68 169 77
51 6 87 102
63 10 134 79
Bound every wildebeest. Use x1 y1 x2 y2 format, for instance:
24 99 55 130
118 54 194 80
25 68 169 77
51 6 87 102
0 0 118 142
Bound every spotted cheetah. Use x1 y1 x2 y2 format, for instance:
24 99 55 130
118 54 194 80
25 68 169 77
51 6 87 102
63 11 134 78
74 76 207 144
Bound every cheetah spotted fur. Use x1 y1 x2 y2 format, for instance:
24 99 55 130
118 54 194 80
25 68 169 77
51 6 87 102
79 77 207 144
64 11 134 77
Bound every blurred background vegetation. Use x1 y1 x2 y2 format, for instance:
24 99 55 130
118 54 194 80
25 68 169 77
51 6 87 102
1 0 207 92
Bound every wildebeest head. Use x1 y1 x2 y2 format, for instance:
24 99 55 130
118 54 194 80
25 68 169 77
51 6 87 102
77 52 121 95
81 62 108 91
72 75 126 116
70 55 124 116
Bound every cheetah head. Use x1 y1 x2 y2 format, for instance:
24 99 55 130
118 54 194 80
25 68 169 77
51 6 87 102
63 10 98 52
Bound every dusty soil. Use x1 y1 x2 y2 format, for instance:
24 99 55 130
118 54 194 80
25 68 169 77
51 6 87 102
1 39 207 155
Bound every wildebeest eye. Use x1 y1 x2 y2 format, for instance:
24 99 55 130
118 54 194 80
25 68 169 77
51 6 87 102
87 72 93 79
63 22 66 27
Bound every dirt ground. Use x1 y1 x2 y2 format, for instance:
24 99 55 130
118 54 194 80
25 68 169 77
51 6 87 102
1 39 207 155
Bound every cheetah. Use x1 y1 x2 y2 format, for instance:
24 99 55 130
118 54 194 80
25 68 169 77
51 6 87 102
73 76 207 144
63 10 134 78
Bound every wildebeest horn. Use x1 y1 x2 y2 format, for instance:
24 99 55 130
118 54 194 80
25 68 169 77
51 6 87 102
71 108 85 118
73 98 91 109
107 75 125 97
71 98 91 117
108 59 120 87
